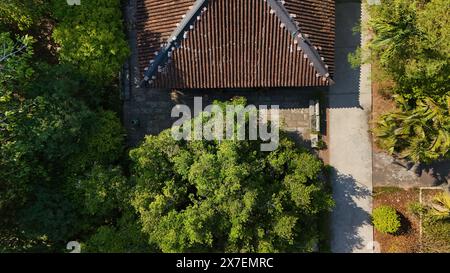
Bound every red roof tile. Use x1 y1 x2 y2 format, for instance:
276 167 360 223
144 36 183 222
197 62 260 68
136 0 335 88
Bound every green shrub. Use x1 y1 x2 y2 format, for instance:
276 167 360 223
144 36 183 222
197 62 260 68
0 0 48 30
372 205 401 234
51 0 130 81
407 201 426 218
422 216 450 253
347 47 362 69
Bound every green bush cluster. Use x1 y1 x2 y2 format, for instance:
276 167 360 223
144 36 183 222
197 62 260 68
51 0 130 81
372 205 401 234
422 192 450 252
0 0 47 30
368 0 450 163
0 1 131 251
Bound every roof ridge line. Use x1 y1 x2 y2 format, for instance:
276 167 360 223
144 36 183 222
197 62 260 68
142 0 334 86
141 0 209 86
266 0 333 83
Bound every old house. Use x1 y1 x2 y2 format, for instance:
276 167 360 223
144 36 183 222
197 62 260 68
123 0 335 145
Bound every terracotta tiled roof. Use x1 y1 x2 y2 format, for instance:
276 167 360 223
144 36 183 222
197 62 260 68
136 0 335 88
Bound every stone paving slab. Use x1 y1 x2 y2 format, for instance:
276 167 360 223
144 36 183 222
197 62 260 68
373 151 450 189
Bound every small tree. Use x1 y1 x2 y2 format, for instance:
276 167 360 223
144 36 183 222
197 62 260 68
368 0 449 101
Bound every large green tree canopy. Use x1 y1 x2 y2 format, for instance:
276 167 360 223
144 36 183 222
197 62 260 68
0 3 130 250
369 0 449 101
1 0 333 254
130 100 334 253
51 0 130 81
0 48 127 251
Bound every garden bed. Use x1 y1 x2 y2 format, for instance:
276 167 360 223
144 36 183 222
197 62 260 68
373 187 420 253
420 188 450 253
374 187 450 253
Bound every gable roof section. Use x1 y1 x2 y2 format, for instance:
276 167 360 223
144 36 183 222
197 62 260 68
136 0 335 88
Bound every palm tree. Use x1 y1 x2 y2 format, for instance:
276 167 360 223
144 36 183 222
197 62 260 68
374 95 450 163
430 192 450 220
369 0 418 76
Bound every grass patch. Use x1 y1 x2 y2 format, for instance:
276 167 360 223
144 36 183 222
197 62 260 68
422 217 450 253
373 187 403 197
419 189 450 253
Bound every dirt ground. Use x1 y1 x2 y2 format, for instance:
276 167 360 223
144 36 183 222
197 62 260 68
420 188 443 205
370 62 396 153
374 187 449 253
373 187 421 253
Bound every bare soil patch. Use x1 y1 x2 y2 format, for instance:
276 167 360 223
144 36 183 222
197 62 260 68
371 62 396 153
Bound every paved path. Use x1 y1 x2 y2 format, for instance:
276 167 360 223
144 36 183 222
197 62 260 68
329 1 374 253
373 151 450 189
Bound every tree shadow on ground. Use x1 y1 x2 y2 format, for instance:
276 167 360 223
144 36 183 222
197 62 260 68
328 1 363 109
421 160 450 187
330 168 372 252
389 156 450 187
395 211 412 236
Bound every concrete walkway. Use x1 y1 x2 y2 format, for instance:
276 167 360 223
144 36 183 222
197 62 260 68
373 151 450 189
329 1 374 253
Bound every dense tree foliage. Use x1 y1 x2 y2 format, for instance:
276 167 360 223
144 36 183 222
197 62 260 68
0 0 47 30
0 52 127 251
369 0 449 101
368 0 450 163
1 0 332 253
1 32 36 218
374 95 450 163
82 211 152 253
0 2 133 252
0 33 34 87
51 0 130 81
130 101 334 253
